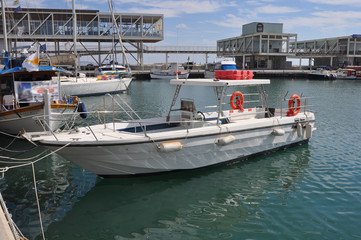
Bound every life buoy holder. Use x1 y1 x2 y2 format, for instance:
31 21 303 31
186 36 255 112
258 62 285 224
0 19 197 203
287 94 301 116
230 91 244 110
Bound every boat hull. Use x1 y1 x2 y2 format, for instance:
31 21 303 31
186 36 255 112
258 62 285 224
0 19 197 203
150 73 189 79
41 119 315 176
308 72 336 80
0 105 75 134
60 77 132 96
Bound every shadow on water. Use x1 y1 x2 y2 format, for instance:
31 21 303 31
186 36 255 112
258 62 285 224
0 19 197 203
40 145 311 240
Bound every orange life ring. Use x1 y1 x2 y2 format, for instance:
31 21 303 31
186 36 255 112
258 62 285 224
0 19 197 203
230 91 244 110
287 94 301 116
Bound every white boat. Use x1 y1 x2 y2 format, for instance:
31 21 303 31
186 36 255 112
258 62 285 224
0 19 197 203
204 60 237 78
0 66 83 135
25 78 316 177
309 68 336 80
336 68 361 80
58 0 132 97
150 63 189 79
59 73 132 97
95 63 131 76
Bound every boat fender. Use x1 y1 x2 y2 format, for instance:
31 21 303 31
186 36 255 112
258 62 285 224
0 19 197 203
158 142 183 152
272 128 285 136
216 135 235 145
296 123 303 137
305 123 312 139
77 102 88 119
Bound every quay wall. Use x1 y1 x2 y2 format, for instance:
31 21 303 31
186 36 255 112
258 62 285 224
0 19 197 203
131 69 311 80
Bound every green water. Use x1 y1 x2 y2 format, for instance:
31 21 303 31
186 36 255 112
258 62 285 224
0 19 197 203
1 78 361 239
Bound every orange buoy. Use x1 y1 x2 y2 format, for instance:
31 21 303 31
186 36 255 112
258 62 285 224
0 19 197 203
230 91 244 111
287 94 301 116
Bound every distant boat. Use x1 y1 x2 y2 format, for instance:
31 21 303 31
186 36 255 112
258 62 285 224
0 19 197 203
0 66 83 135
95 63 131 76
309 68 336 80
336 66 361 80
150 63 189 79
204 60 237 78
59 70 132 97
59 0 132 97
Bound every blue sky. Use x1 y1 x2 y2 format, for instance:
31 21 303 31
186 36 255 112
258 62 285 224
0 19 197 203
7 0 361 64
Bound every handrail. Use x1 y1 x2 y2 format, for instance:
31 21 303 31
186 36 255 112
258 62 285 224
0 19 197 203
105 94 149 136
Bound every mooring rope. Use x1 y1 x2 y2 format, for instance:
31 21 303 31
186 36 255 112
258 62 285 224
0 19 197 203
0 142 71 240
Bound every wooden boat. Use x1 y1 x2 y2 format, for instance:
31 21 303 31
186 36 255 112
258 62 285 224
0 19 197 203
0 66 83 135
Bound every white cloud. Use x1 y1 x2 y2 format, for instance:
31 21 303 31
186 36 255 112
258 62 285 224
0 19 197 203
306 0 361 6
209 14 245 28
176 23 189 29
254 5 301 14
113 0 227 17
282 10 361 39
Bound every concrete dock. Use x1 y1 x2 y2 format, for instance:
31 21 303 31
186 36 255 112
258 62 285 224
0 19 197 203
0 195 16 240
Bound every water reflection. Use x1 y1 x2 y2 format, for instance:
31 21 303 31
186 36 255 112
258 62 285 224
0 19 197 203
42 145 311 240
0 136 98 239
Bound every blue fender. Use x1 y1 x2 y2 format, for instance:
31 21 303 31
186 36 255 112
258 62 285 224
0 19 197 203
77 102 88 119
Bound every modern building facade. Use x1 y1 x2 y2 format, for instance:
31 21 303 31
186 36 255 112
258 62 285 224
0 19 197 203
217 22 361 69
217 22 296 69
0 7 164 66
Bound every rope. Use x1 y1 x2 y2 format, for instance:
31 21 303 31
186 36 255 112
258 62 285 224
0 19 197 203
0 132 38 153
31 162 45 240
2 143 71 171
0 150 48 162
0 142 70 240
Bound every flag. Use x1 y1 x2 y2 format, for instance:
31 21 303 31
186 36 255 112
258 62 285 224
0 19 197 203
40 44 46 52
14 6 21 13
13 0 19 5
22 51 39 72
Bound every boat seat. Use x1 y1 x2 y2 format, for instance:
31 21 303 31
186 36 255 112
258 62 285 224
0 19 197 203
3 95 15 110
180 99 202 128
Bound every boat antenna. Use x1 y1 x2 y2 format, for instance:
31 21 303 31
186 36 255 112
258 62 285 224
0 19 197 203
107 0 130 70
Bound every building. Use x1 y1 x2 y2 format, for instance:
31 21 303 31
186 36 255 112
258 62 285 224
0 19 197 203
292 35 361 68
217 22 296 69
0 7 164 66
217 22 361 69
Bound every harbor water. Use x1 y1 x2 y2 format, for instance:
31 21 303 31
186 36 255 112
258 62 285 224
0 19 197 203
0 78 360 239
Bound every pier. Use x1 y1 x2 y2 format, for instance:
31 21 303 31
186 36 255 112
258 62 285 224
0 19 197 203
128 69 310 80
0 193 16 240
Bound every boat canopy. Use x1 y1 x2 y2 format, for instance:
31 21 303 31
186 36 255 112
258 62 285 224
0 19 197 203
170 79 270 87
0 66 67 75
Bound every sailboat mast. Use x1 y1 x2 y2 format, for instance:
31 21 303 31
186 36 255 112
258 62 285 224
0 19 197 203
72 0 78 75
1 0 8 52
107 0 130 69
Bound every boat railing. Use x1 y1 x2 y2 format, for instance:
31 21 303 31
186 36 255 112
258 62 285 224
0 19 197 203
278 92 314 117
103 94 149 135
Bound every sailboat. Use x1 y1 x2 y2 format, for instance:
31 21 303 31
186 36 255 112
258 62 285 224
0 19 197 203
59 0 132 97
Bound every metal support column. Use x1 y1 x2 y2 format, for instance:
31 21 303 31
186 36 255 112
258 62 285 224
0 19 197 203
1 0 8 52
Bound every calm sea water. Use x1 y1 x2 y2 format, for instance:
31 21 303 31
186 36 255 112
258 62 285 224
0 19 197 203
1 78 361 240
